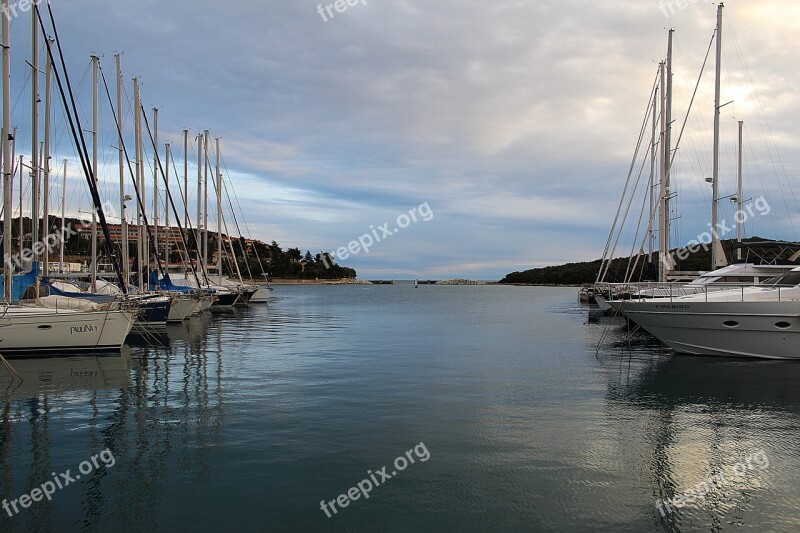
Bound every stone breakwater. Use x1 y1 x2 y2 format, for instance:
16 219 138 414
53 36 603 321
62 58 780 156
436 279 484 285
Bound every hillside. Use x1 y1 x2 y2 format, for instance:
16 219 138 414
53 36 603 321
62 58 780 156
499 238 791 285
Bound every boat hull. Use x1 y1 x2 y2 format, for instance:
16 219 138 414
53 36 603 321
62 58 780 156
135 298 171 327
0 307 135 357
249 288 270 304
621 301 800 360
167 296 195 322
212 291 240 307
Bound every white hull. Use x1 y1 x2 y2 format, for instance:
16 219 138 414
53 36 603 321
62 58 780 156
621 300 800 359
249 288 270 304
0 306 135 356
167 296 195 322
188 296 204 315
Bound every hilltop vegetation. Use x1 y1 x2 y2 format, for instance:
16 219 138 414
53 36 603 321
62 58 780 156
500 238 786 285
3 216 357 281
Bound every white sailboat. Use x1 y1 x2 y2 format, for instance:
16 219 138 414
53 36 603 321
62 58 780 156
613 3 800 360
0 1 135 356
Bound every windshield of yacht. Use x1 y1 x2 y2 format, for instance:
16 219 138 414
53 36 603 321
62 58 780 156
762 271 800 287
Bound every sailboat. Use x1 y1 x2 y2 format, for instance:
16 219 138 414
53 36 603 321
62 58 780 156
614 3 800 360
0 1 135 356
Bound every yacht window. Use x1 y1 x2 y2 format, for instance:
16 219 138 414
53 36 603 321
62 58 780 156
763 272 800 287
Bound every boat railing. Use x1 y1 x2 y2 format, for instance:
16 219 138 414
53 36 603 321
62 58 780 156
595 281 789 303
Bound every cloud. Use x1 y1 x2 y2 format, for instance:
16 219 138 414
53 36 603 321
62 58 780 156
5 0 799 279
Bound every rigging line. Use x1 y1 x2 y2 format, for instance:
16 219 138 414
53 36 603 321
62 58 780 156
219 154 269 280
137 100 206 288
726 15 798 238
36 4 127 292
94 67 166 283
200 144 240 282
673 39 711 213
165 142 201 267
597 67 660 283
623 152 654 283
669 31 714 179
217 160 256 279
605 131 652 284
744 129 780 238
10 68 31 120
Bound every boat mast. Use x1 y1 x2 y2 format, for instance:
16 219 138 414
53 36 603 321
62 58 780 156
60 160 66 272
30 6 39 259
134 77 144 293
183 129 189 231
165 142 170 267
203 130 209 276
2 0 12 302
18 155 23 261
657 59 667 282
43 38 53 278
91 54 99 291
196 133 203 282
216 138 223 285
711 2 727 268
737 119 743 261
116 54 128 290
152 107 159 282
648 82 658 269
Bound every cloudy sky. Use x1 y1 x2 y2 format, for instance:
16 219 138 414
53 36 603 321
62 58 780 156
4 0 800 279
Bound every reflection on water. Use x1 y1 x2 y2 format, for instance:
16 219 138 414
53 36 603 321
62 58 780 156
0 309 227 532
0 287 797 532
593 311 800 532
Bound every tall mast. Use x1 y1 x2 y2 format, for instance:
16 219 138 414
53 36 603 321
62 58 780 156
43 38 53 277
648 82 658 267
18 155 23 260
91 55 99 291
711 3 727 268
116 54 128 290
134 77 144 293
216 138 223 285
203 130 209 273
196 133 203 281
152 107 159 277
657 59 667 282
2 0 12 302
183 129 189 231
30 6 39 257
737 120 743 261
663 30 674 280
60 160 67 272
165 142 171 267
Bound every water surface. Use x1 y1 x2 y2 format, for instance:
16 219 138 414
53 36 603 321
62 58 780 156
1 285 798 532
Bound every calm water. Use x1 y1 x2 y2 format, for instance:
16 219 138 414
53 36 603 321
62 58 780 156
1 285 799 532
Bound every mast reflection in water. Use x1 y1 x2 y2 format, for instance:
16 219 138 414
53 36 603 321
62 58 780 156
1 287 799 532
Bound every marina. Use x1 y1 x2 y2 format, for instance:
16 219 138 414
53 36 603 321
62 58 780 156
2 285 800 531
2 1 800 531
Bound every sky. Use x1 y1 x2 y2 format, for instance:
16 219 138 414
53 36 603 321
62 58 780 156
3 0 800 280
